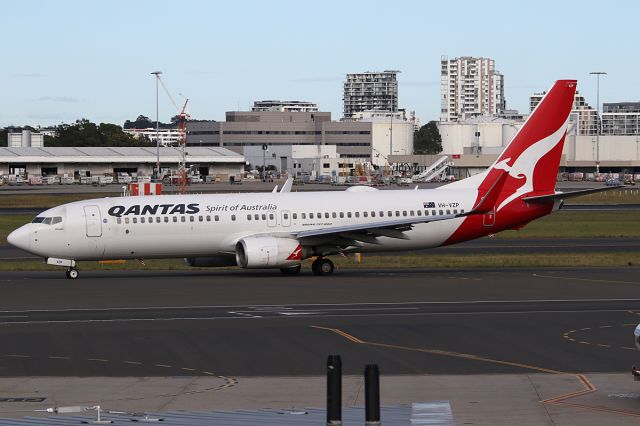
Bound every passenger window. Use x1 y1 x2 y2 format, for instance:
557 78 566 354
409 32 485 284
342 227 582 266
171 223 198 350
140 217 145 223
379 211 384 217
149 219 153 225
424 210 429 216
395 211 400 217
255 214 259 220
231 215 236 221
155 217 160 223
164 217 169 223
284 213 289 219
116 218 122 224
317 212 321 218
332 212 337 218
417 210 422 216
363 212 368 218
206 215 211 222
371 211 375 217
453 209 458 214
347 212 352 218
125 217 130 224
461 209 465 214
410 210 415 216
269 214 274 220
324 212 329 219
293 213 297 219
432 210 436 216
339 212 344 218
215 215 220 221
402 211 407 216
181 216 186 222
173 216 177 222
247 214 252 220
302 213 306 219
199 216 204 222
310 213 314 219
387 211 392 216
355 212 360 218
439 210 444 215
190 216 195 222
446 209 451 215
133 218 137 224
261 214 266 220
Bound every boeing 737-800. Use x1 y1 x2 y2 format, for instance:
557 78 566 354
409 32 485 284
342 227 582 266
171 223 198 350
6 80 616 279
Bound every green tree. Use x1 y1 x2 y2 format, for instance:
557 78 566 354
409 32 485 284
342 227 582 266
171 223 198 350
45 119 152 147
413 121 442 154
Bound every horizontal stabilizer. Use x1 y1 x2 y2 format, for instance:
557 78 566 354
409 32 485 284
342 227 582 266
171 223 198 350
523 186 625 204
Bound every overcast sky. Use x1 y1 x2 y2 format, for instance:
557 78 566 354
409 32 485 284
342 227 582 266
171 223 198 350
2 0 638 128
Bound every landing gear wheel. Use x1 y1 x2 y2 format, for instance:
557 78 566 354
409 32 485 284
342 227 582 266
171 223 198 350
312 258 334 276
280 264 302 275
66 268 79 280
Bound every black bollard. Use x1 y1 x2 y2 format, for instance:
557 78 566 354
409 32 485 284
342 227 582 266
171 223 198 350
326 355 342 425
365 364 380 425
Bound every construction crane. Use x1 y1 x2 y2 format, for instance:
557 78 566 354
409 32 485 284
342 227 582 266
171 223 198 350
152 73 190 194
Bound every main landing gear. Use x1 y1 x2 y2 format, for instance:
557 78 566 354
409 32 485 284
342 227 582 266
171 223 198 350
65 267 79 280
311 257 334 276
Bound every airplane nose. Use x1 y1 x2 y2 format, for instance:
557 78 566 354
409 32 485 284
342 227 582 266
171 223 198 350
7 226 30 251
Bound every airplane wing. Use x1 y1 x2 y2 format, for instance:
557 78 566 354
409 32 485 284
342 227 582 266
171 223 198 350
522 185 625 204
290 171 509 250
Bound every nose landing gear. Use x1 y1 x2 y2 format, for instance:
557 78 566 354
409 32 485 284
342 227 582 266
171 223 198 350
65 268 79 279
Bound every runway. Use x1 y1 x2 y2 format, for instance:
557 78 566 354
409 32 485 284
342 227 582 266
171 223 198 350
1 236 639 261
0 267 638 378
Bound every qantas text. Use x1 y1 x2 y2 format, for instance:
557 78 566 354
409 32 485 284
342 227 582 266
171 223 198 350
108 203 200 217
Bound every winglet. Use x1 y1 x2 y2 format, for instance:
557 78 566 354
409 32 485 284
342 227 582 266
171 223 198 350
460 171 509 216
280 177 294 193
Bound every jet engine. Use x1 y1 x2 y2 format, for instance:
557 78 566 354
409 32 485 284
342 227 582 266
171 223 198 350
184 256 237 267
235 236 304 268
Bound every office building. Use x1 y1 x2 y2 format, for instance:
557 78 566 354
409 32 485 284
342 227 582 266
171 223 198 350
251 100 318 112
343 70 400 119
440 56 505 122
186 109 413 167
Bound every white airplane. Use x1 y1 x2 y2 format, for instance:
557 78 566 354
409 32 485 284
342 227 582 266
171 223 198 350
7 80 615 279
634 324 640 380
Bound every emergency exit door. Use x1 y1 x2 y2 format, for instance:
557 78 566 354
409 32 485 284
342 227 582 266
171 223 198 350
483 208 496 227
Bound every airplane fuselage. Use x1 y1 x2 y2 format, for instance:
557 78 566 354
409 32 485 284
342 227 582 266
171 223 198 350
13 186 553 262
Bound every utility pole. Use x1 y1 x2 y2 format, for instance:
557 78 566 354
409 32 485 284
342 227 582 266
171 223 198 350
151 71 162 180
590 71 606 175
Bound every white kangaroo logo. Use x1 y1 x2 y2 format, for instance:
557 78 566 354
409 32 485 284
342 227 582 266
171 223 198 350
493 117 569 212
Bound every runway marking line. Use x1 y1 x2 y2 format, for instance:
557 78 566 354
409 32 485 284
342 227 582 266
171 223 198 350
311 326 640 419
563 322 636 351
532 273 640 285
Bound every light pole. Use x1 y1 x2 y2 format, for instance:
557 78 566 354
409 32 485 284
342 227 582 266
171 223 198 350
151 71 162 180
590 71 606 175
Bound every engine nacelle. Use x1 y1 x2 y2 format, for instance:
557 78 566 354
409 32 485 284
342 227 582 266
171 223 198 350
184 256 237 268
235 236 304 268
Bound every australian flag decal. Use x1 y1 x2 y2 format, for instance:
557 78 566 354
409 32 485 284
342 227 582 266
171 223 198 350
423 202 435 208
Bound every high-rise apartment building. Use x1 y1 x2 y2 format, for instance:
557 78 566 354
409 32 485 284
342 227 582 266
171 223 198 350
530 91 598 135
440 56 505 122
343 70 399 119
602 102 640 135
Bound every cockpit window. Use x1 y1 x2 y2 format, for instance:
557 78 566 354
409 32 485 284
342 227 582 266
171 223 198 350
32 216 62 225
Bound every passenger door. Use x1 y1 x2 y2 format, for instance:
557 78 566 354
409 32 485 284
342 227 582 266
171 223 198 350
281 210 291 227
84 205 102 237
